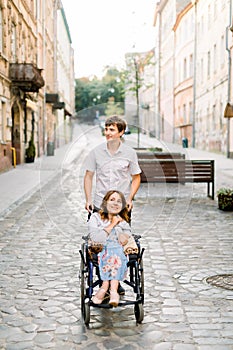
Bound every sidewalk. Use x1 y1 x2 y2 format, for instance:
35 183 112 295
0 123 88 217
0 124 232 217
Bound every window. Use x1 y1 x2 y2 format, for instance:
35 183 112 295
207 51 211 78
206 107 210 132
201 15 204 35
213 0 217 20
220 35 225 67
0 103 2 141
0 101 6 141
21 34 26 62
213 44 217 73
183 104 187 124
207 4 211 29
36 0 41 20
189 54 193 77
200 58 204 83
189 101 193 123
219 101 223 128
183 58 187 80
212 104 216 130
11 23 17 62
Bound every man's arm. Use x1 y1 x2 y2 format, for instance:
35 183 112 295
126 173 141 210
84 170 94 212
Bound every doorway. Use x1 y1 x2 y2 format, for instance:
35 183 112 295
11 102 21 164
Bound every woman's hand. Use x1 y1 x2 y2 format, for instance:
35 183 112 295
104 215 123 234
111 215 123 226
118 233 129 246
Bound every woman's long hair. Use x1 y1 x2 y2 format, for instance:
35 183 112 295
99 190 130 223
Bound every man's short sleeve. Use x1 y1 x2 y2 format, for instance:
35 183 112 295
84 149 96 172
129 149 141 175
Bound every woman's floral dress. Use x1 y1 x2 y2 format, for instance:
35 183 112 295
98 228 128 280
88 212 130 281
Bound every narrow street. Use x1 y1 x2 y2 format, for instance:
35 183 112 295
0 124 233 349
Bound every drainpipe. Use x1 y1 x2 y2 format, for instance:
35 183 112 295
42 0 46 153
158 10 161 140
226 0 233 158
23 96 27 144
192 0 197 148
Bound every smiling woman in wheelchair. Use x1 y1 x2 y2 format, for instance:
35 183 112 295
88 190 136 307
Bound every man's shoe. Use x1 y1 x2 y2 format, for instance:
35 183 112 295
118 283 125 295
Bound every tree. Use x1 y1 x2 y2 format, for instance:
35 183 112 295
75 67 125 123
124 50 154 147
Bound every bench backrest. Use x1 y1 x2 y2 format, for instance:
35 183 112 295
139 159 214 183
137 152 185 159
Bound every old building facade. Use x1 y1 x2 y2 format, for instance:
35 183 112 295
173 2 194 147
0 0 75 172
133 0 233 157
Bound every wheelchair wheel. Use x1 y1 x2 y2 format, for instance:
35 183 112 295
134 302 144 323
80 243 91 325
139 259 144 304
79 244 85 301
82 299 90 325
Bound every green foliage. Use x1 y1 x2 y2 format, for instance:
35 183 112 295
217 188 233 196
25 139 36 159
75 67 125 122
217 188 233 211
105 100 124 117
124 51 155 96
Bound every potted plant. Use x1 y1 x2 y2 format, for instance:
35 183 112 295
217 188 233 211
25 139 36 163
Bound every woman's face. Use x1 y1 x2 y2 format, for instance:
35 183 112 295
106 192 123 215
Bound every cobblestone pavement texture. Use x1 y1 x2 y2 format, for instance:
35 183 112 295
0 123 233 349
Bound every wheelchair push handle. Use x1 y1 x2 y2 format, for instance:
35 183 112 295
87 205 94 222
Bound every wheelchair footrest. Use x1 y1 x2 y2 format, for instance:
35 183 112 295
90 298 143 308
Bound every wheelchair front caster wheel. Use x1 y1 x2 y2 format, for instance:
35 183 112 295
134 303 144 323
82 300 90 325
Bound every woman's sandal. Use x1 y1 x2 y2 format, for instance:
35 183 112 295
109 290 120 307
92 288 108 304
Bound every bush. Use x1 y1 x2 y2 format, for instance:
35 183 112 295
25 139 36 160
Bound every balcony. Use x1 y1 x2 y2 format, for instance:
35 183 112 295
9 63 45 92
45 93 65 110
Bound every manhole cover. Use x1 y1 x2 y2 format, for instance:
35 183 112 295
206 274 233 290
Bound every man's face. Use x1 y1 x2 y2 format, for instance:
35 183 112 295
104 123 124 141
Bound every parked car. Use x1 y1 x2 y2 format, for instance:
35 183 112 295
124 125 131 134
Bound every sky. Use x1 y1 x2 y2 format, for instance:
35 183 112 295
62 0 156 78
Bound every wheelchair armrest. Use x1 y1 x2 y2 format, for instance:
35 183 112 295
128 253 138 261
133 234 141 241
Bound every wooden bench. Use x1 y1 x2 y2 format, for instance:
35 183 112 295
139 159 215 199
136 151 185 159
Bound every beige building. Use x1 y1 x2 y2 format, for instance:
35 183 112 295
173 2 194 146
0 0 75 172
154 0 190 143
153 0 233 156
194 0 229 154
0 0 45 170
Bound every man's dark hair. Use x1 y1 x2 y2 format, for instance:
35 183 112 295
105 115 126 133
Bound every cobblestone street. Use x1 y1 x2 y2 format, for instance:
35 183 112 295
0 126 233 349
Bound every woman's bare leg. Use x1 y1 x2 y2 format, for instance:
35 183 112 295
92 281 109 304
109 280 120 307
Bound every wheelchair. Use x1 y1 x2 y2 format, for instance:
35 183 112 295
79 234 145 325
